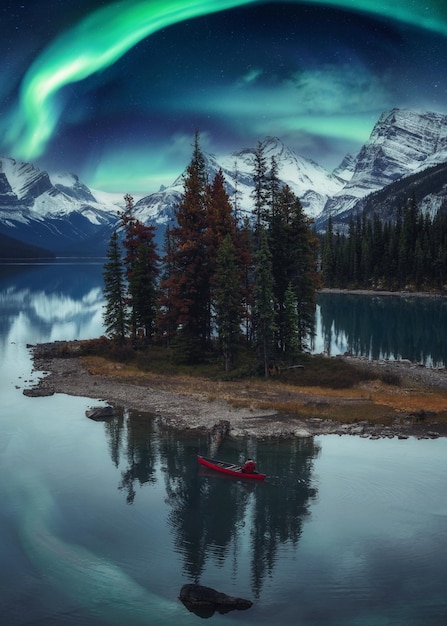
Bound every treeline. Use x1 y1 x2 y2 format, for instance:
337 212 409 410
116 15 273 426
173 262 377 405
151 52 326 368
322 198 447 291
103 133 319 376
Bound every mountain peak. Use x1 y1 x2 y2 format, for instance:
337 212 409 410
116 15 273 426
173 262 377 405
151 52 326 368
318 107 447 227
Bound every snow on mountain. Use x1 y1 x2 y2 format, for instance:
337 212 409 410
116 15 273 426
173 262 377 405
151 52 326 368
319 109 447 225
0 157 122 254
2 108 447 255
0 157 123 218
223 137 343 218
331 153 356 184
133 137 344 226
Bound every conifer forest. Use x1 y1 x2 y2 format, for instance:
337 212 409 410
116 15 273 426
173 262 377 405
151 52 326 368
103 134 447 375
103 134 320 374
321 199 447 291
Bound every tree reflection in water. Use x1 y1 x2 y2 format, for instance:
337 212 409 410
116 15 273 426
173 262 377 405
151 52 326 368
318 291 447 366
104 411 320 598
104 408 159 504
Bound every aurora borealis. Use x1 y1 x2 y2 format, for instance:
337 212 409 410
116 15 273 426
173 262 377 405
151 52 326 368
2 0 447 193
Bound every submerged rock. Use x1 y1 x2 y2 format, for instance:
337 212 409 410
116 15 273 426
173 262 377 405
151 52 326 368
179 583 252 618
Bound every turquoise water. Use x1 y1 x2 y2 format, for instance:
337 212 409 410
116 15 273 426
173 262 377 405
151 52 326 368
1 263 446 625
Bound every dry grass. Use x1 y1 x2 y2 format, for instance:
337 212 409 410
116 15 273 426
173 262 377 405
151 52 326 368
78 351 447 428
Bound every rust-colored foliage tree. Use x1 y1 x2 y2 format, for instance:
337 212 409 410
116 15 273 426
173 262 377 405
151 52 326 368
158 132 210 362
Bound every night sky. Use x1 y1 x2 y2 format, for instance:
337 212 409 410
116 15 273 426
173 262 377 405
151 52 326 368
2 0 447 194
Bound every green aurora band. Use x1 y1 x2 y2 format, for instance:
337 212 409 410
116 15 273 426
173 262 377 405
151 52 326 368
7 0 447 160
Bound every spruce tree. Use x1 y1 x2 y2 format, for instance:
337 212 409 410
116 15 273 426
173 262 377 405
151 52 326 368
251 140 268 235
253 227 276 378
282 283 300 360
234 216 255 345
214 234 243 371
103 230 129 341
206 169 238 339
268 184 319 351
322 215 335 287
121 194 159 340
156 225 176 345
285 190 319 348
159 131 209 362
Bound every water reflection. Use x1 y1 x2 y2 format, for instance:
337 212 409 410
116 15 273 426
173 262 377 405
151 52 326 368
0 261 106 347
103 410 320 598
104 408 159 503
317 292 447 366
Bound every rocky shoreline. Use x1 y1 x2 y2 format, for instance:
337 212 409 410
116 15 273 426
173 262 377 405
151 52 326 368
24 342 447 440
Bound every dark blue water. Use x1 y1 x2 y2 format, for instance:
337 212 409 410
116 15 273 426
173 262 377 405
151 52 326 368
316 291 447 366
1 262 446 625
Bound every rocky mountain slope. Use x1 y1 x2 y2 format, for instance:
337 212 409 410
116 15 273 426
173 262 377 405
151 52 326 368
0 158 122 255
317 108 447 228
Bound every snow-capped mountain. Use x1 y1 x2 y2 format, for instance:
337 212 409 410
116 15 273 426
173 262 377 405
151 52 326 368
317 108 447 227
132 136 344 227
0 157 123 254
2 108 447 256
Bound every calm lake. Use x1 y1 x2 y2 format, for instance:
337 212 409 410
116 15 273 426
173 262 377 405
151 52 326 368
1 261 446 626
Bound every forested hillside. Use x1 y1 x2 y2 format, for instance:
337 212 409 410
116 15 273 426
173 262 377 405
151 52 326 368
322 198 447 291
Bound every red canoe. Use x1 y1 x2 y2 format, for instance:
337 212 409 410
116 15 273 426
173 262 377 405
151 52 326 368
197 455 266 480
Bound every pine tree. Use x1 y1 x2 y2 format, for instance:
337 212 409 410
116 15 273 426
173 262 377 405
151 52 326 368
103 230 129 341
234 216 254 345
121 194 159 340
271 185 319 351
251 140 268 235
253 227 276 378
322 215 335 287
282 283 300 360
267 155 281 215
214 234 243 371
159 131 209 362
206 169 239 339
156 225 176 345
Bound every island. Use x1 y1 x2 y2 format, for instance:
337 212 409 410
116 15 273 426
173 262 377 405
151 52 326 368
25 341 447 440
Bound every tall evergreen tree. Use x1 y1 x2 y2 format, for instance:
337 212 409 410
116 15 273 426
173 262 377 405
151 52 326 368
251 140 269 235
270 184 319 351
322 215 335 288
214 234 243 371
159 131 209 362
253 227 276 378
121 194 159 340
157 225 176 345
103 230 129 341
206 169 238 338
267 155 281 215
235 216 255 345
282 283 300 360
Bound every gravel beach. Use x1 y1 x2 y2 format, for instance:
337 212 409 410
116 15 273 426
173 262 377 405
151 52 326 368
25 342 447 440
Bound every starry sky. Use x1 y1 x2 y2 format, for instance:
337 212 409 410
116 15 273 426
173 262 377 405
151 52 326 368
2 0 447 194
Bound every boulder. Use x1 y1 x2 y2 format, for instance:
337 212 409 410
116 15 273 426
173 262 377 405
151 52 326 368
179 584 252 618
85 405 116 421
